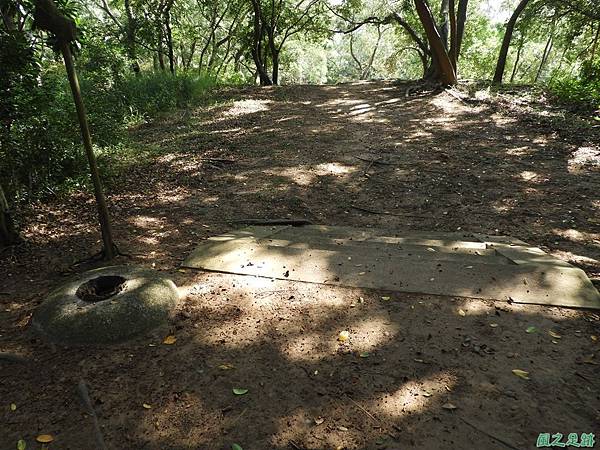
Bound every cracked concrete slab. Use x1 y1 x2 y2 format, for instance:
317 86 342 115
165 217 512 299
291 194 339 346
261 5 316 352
183 225 600 309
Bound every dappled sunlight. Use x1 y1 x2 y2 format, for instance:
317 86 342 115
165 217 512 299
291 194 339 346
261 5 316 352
553 228 600 244
374 372 458 417
568 146 600 174
223 99 273 117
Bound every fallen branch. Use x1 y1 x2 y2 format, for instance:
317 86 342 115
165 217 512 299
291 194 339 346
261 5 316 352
77 380 108 450
460 417 520 450
0 352 29 364
200 157 235 163
230 219 312 226
354 155 396 165
350 205 429 218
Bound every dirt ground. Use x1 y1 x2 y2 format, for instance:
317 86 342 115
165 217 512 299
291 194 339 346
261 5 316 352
1 81 600 450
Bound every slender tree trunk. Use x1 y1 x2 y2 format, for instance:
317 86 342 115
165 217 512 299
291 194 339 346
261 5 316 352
455 0 468 58
164 0 175 74
414 0 457 85
493 0 531 83
61 43 116 260
0 183 19 246
589 22 600 62
124 0 140 74
439 0 449 48
362 25 383 79
250 0 272 85
510 35 524 83
534 34 553 82
448 0 457 71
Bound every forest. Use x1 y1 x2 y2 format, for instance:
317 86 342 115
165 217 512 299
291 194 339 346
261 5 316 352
1 0 599 229
1 0 600 449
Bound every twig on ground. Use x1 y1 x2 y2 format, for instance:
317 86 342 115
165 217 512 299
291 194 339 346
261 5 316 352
289 440 305 450
460 417 520 450
227 407 247 430
354 155 396 165
200 157 235 163
230 219 312 226
77 380 108 450
344 395 399 440
0 352 29 364
350 205 429 218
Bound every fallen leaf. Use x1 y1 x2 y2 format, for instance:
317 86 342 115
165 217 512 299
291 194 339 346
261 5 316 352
442 403 457 410
177 269 187 273
381 296 390 301
231 444 243 450
337 426 349 431
359 352 370 358
36 435 53 444
218 363 235 370
338 330 350 342
458 309 466 317
233 388 248 395
142 403 152 409
163 335 177 345
314 417 325 425
548 330 561 339
17 439 26 450
525 326 538 334
512 369 530 380
490 323 499 328
582 354 597 365
422 392 432 397
591 335 598 342
10 403 16 411
427 247 436 252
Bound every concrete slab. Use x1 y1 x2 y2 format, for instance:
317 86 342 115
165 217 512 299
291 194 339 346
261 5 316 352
183 226 600 309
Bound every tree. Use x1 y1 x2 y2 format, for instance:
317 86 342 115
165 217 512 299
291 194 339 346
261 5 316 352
493 0 531 83
414 0 456 84
33 0 117 259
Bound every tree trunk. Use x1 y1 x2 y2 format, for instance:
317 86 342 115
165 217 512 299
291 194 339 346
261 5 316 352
493 0 531 83
455 0 468 58
123 0 140 74
362 25 383 79
164 0 175 74
0 183 19 246
534 34 553 82
250 0 272 85
448 0 457 71
589 22 600 62
510 35 524 83
414 0 457 85
61 43 116 260
439 0 449 48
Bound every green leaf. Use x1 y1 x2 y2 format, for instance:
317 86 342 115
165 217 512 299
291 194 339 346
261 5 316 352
526 326 538 334
232 388 248 395
17 439 26 450
231 444 243 450
359 352 370 358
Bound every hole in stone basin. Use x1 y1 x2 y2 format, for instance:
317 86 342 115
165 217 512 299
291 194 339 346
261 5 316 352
76 276 126 303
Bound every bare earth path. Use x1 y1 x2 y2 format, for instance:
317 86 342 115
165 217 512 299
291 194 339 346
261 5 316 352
1 81 600 449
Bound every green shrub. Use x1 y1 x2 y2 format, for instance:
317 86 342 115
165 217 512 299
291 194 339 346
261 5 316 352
550 61 600 110
1 65 215 201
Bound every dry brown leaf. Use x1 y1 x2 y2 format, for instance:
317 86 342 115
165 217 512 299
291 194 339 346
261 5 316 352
442 403 457 410
163 335 177 345
512 369 530 380
36 434 54 443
